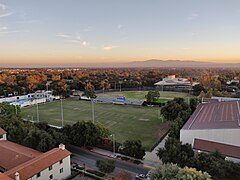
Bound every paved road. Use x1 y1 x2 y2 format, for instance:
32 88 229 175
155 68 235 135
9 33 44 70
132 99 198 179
68 145 149 178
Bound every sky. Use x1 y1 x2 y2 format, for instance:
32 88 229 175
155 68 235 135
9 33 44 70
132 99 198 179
0 0 240 66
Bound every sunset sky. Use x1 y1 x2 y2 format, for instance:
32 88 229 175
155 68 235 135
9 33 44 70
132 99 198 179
0 0 240 66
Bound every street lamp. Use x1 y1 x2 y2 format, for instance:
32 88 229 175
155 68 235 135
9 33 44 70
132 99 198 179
60 97 64 127
110 134 115 154
119 81 122 92
36 100 39 122
91 98 95 124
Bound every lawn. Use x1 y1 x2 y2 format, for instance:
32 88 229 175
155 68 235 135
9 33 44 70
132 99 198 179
21 98 171 150
97 91 192 101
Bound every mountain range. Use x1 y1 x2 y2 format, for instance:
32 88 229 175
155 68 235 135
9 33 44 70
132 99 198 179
1 60 240 68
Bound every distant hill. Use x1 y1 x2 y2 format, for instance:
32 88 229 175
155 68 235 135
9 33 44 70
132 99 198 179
123 59 240 68
1 59 240 68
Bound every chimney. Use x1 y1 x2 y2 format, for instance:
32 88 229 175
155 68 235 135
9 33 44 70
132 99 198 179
15 172 20 180
59 144 65 150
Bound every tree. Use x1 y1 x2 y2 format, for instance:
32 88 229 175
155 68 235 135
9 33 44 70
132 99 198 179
96 159 115 173
119 140 145 159
190 98 200 112
151 164 211 180
157 138 194 167
84 82 96 98
145 91 160 103
96 123 111 138
69 121 99 146
150 163 179 180
51 80 70 97
205 88 213 98
176 166 211 180
193 84 206 96
100 79 111 93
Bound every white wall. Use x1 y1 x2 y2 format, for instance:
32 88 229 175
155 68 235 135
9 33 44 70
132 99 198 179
28 156 71 180
0 134 7 140
180 128 240 147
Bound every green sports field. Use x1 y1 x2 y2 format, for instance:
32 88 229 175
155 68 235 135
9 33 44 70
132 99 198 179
98 91 192 100
21 98 171 150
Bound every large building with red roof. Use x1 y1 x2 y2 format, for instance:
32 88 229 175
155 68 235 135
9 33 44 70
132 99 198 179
180 101 240 162
0 128 71 180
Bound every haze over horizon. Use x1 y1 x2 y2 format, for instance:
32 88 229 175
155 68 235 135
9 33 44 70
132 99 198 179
1 0 240 66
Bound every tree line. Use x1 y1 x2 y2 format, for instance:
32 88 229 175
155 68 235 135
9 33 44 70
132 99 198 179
1 67 240 97
157 98 240 180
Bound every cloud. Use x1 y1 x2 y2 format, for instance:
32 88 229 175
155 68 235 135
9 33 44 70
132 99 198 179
191 32 199 36
187 13 199 20
56 33 70 38
0 26 8 31
82 41 87 46
117 24 123 29
0 3 14 18
0 12 13 18
103 45 117 51
0 30 29 34
57 32 90 47
0 3 6 10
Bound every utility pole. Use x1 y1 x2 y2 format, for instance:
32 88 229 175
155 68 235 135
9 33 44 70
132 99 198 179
91 98 95 124
110 134 115 154
36 102 39 122
61 97 64 127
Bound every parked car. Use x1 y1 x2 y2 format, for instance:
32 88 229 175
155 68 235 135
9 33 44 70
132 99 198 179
136 174 147 179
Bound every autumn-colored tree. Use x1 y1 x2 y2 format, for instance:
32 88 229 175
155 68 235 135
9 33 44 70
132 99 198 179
84 82 96 98
100 79 111 93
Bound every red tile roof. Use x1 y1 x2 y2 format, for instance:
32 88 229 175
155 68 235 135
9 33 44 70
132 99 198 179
0 127 6 136
193 138 240 159
182 101 240 130
0 140 42 171
0 173 13 180
5 148 71 180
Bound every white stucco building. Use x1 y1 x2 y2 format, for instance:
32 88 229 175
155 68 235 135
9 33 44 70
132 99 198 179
0 128 7 141
0 128 71 180
154 75 199 86
180 101 240 162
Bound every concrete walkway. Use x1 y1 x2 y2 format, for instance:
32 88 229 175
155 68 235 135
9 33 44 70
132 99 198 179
143 135 168 164
88 134 169 169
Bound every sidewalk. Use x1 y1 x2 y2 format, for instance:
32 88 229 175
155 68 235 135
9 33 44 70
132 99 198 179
90 147 160 169
90 147 116 158
143 135 168 164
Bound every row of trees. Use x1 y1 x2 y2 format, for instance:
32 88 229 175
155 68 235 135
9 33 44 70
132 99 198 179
157 98 240 179
0 104 110 152
1 67 240 97
151 163 211 180
161 97 198 139
157 138 240 180
0 103 146 160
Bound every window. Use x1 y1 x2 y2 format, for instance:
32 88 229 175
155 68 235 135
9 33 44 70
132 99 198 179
49 165 52 171
60 168 63 173
49 174 53 179
0 135 3 139
59 159 63 164
36 172 41 178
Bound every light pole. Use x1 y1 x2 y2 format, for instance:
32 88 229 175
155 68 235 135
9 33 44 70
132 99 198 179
60 97 64 127
110 134 115 154
91 98 95 124
119 81 122 92
36 101 39 122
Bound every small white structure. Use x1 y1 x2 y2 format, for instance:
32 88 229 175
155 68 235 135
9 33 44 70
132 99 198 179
0 91 59 108
180 101 240 162
0 128 7 140
154 75 199 86
226 79 239 85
